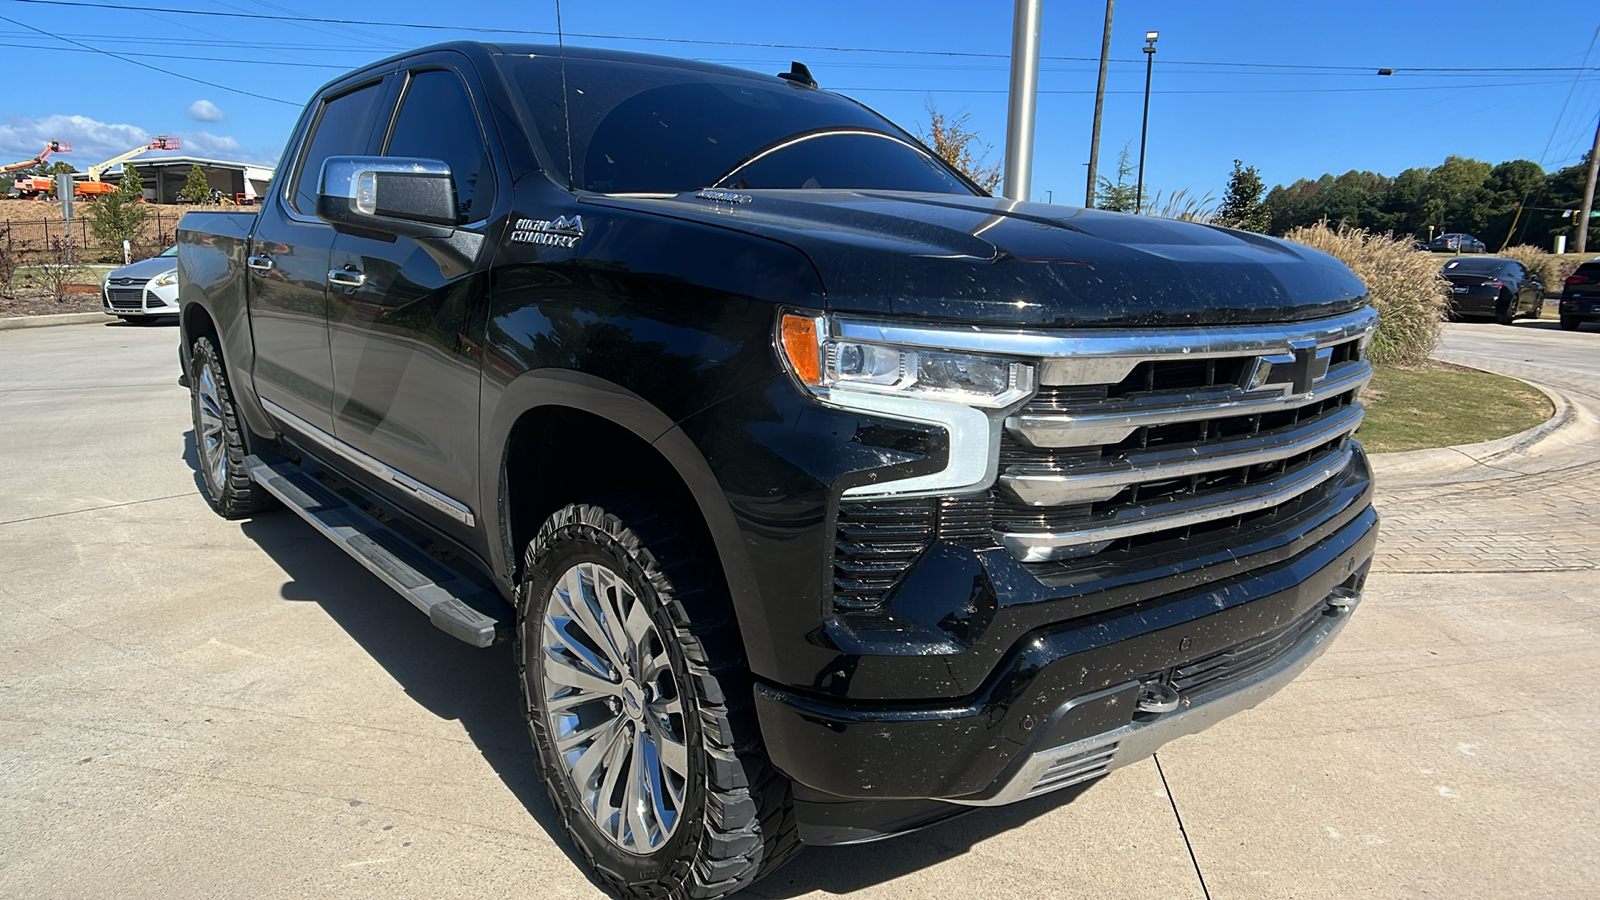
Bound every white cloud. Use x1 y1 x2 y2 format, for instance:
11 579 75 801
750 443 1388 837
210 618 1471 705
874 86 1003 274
188 99 225 123
0 115 276 167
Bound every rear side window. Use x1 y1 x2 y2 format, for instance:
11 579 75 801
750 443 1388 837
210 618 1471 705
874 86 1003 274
384 69 495 222
291 82 384 215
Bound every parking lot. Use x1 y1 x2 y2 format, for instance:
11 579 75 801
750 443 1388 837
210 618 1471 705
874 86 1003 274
2 320 1597 899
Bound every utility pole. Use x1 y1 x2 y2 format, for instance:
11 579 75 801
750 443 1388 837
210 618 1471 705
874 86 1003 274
1085 0 1114 208
1578 114 1600 254
1003 0 1043 201
1135 31 1158 214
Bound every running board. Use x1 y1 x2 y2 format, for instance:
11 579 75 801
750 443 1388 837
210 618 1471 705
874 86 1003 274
245 455 509 647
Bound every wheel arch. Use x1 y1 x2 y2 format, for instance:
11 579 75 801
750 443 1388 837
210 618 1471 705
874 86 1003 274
485 370 770 669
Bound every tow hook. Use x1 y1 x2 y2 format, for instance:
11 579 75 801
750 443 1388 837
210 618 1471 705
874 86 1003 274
1327 586 1360 611
1136 681 1181 714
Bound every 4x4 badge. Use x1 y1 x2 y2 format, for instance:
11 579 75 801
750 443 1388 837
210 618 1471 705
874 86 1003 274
510 215 584 248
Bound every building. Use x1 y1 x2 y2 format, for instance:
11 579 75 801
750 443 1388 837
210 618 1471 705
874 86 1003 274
104 151 275 204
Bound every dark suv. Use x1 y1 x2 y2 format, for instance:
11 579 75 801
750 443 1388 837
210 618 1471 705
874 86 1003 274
1560 258 1600 330
175 42 1378 899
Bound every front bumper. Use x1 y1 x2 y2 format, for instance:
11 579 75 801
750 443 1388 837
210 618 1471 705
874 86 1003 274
758 501 1376 841
103 281 179 316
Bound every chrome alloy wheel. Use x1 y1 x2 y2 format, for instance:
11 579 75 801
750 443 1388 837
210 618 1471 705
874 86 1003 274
540 561 690 854
195 362 227 489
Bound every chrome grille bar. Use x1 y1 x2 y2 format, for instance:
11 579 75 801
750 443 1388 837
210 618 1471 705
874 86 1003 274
1000 403 1363 506
1006 361 1372 449
1001 445 1354 562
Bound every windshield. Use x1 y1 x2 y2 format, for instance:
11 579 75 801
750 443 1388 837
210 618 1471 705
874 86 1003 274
158 245 177 258
495 52 976 196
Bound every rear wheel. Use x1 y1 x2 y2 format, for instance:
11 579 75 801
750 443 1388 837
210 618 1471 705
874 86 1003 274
517 500 799 900
188 336 275 518
1495 291 1516 326
1560 315 1582 332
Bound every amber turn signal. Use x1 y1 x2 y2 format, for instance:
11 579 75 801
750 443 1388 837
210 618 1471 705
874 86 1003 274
780 314 823 386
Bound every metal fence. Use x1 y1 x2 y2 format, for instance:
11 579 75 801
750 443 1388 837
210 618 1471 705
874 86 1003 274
1 211 186 252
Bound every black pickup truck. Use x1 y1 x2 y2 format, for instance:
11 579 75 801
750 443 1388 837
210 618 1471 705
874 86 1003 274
177 42 1378 899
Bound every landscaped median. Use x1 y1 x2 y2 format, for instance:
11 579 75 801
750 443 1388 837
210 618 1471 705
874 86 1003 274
1359 362 1554 452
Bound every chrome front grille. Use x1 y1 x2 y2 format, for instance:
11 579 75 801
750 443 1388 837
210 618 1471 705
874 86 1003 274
828 308 1378 610
995 310 1375 564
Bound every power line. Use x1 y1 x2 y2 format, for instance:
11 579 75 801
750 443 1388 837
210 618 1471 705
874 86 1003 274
0 39 345 67
839 79 1589 96
2 35 1595 98
0 12 299 104
7 0 1600 76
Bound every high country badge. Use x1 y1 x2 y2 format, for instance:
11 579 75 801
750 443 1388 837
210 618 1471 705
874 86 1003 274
510 215 584 247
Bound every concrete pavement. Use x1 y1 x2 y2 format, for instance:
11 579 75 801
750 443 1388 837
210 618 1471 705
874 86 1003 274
1 320 1596 899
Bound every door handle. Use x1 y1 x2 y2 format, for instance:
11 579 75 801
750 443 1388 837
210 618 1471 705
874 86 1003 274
246 256 274 273
327 268 366 288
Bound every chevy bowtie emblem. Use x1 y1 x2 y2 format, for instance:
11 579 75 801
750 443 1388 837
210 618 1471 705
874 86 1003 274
509 215 584 248
1247 342 1332 396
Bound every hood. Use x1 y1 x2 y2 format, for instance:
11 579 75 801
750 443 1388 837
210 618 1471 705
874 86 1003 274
589 191 1369 327
106 256 177 282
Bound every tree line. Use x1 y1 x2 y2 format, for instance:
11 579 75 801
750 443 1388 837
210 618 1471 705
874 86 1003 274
1262 154 1593 249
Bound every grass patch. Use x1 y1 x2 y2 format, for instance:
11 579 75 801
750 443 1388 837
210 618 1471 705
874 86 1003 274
1358 362 1552 452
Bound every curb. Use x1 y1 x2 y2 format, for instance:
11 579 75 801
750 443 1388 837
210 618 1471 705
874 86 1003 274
0 312 108 331
1368 369 1589 483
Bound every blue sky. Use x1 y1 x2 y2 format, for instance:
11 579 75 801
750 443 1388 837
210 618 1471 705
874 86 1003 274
2 0 1598 205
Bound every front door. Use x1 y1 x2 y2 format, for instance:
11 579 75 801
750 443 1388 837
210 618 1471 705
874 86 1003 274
327 62 502 538
248 77 389 434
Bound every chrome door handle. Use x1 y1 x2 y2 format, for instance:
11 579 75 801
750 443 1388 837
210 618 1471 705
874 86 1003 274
327 268 366 288
246 256 274 273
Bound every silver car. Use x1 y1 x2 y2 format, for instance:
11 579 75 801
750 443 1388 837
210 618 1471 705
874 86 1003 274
102 246 179 320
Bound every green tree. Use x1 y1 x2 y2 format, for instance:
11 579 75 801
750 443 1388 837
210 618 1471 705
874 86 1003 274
119 162 146 200
178 164 211 202
89 168 151 249
1216 159 1269 232
1095 144 1139 212
917 99 1003 194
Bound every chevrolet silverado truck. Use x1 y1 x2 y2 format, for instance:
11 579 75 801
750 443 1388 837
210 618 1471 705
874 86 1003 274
177 42 1378 899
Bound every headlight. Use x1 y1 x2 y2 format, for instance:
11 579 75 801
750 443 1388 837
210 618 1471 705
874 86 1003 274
778 313 1036 498
152 270 178 287
779 314 1034 409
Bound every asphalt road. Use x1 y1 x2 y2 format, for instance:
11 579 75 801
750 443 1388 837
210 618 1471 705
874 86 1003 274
1 320 1596 899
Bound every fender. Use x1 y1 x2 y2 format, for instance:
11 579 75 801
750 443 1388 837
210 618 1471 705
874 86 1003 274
480 368 773 672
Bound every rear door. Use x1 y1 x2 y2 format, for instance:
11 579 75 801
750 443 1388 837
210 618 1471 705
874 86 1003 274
249 77 390 434
326 57 505 540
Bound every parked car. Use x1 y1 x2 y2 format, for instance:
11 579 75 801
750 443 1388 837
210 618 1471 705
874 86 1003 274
1558 257 1600 331
1439 256 1543 324
102 246 179 321
176 41 1379 899
1425 233 1488 253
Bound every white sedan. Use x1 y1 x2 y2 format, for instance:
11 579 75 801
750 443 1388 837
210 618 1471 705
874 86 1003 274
102 246 180 320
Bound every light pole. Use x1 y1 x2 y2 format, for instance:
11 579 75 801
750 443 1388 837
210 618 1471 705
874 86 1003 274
1135 30 1157 214
1003 0 1044 201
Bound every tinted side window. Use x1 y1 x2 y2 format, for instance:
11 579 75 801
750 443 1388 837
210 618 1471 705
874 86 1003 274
385 69 494 222
291 81 383 215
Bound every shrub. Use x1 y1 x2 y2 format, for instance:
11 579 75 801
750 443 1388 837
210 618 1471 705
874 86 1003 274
1283 221 1447 367
33 237 86 301
0 222 17 299
1498 244 1559 291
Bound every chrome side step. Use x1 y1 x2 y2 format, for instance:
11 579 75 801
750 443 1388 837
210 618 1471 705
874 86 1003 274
245 455 509 647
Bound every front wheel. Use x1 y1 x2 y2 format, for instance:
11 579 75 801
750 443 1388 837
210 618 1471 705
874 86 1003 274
188 336 275 518
517 501 798 900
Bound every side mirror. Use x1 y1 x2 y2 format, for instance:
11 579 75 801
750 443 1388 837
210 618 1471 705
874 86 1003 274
317 156 459 237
